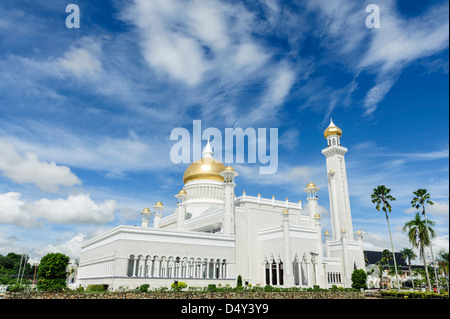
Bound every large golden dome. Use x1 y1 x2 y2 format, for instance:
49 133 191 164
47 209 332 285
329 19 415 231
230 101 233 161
324 119 342 138
183 157 226 184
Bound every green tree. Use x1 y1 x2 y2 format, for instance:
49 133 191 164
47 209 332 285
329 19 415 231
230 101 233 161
37 253 70 292
403 212 436 291
436 250 449 290
401 248 417 289
381 249 392 267
237 275 242 287
371 185 400 289
411 188 439 293
351 269 367 290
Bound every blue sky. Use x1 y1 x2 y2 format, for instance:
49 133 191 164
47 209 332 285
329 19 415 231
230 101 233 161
0 0 448 264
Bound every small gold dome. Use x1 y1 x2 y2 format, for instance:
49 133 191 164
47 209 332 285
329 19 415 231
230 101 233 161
155 201 164 207
282 209 289 214
224 165 235 171
306 182 316 188
356 230 362 235
142 208 150 213
178 189 187 195
324 119 342 138
183 158 226 184
324 230 330 235
314 213 321 218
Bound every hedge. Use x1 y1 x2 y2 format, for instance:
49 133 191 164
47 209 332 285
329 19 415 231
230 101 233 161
380 290 449 299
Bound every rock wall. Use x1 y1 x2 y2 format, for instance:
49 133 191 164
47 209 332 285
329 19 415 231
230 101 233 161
4 291 368 299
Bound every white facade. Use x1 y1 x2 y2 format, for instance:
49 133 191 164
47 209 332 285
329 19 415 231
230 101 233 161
77 120 365 290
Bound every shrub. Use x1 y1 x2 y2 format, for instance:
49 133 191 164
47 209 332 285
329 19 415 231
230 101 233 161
37 278 67 292
237 275 242 287
8 284 25 292
380 290 449 299
171 281 187 291
351 269 367 290
207 284 217 292
86 284 106 292
139 284 150 292
264 285 273 292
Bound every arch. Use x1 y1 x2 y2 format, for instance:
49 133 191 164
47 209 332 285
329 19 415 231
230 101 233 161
278 261 284 285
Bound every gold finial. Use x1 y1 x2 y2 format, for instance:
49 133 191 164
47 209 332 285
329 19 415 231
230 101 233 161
142 208 150 213
155 201 164 207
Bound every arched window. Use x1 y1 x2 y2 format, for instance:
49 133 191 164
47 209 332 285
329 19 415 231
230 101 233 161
127 254 135 277
293 259 300 285
271 261 277 285
278 261 284 285
265 262 270 285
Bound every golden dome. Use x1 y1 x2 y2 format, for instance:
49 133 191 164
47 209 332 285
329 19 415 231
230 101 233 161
142 208 151 213
314 213 321 218
155 201 163 207
183 157 226 184
224 165 235 171
178 189 187 195
282 209 289 214
306 182 316 188
324 119 342 138
324 230 330 235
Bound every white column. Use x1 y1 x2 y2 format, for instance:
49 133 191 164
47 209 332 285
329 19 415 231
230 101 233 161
341 229 351 287
329 170 341 240
282 210 294 286
132 257 137 277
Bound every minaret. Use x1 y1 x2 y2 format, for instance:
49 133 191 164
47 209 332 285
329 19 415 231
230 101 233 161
140 208 151 228
220 165 238 235
304 182 320 227
175 190 187 230
153 201 164 229
321 119 354 240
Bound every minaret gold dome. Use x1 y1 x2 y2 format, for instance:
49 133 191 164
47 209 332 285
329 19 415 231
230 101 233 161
324 119 342 138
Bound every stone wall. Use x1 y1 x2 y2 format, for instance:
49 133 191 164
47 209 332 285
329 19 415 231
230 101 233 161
4 291 369 299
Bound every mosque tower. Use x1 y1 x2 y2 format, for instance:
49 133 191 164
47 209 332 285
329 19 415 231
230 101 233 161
321 119 354 241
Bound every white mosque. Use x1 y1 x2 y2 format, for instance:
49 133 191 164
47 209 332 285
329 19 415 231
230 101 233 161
76 120 365 290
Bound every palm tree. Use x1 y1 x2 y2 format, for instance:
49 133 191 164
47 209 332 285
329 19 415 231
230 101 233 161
371 185 400 289
401 248 417 289
381 249 392 267
402 212 436 291
411 188 439 293
436 250 449 290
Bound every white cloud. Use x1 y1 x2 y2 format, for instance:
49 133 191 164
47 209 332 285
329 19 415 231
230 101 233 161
0 139 81 192
0 192 116 227
33 233 86 261
33 194 116 225
55 37 103 79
